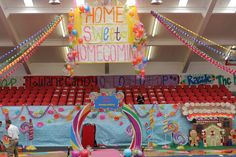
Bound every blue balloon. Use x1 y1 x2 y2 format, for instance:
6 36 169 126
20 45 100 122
142 57 148 64
123 149 132 157
85 5 90 12
138 64 144 69
72 29 78 36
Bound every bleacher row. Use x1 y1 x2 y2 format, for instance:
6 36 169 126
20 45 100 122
0 84 235 106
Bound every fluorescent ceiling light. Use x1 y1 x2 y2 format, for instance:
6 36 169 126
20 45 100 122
126 0 136 6
152 19 159 37
228 0 236 7
24 0 34 7
178 0 188 7
60 18 66 38
148 46 153 60
75 0 85 6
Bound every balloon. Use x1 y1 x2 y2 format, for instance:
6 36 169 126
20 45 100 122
142 57 148 64
71 151 80 157
72 29 78 36
78 38 83 44
69 12 74 17
138 64 144 70
85 5 90 12
67 52 74 61
72 50 78 57
132 59 137 65
128 9 135 17
79 6 85 13
66 64 72 70
137 150 143 157
123 149 132 157
136 56 142 63
67 24 73 32
80 149 90 157
141 69 145 75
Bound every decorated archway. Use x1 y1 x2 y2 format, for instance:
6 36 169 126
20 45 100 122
70 104 142 150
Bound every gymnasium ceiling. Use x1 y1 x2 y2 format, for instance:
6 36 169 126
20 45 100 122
0 0 236 74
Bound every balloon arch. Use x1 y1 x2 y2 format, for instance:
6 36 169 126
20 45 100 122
70 104 142 150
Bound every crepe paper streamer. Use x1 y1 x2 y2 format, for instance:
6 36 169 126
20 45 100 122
1 106 24 120
48 110 54 115
36 122 44 128
131 104 155 118
99 114 106 120
71 104 142 150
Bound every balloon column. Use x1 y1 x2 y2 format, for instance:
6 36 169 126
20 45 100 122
0 16 62 80
65 4 91 76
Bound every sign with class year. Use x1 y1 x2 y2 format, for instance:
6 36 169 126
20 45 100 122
76 6 133 63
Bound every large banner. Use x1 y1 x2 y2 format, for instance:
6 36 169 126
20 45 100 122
24 75 179 88
76 6 133 63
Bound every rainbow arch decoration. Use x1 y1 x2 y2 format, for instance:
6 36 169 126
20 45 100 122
70 104 142 150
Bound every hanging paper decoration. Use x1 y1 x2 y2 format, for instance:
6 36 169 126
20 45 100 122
0 16 63 79
66 1 147 78
151 11 236 75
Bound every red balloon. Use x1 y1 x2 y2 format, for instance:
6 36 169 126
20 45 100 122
80 149 90 157
78 38 83 44
141 69 145 75
137 56 142 63
79 6 85 13
68 24 73 32
132 59 137 65
72 51 78 57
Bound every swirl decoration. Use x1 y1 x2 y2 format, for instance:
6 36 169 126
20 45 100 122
20 119 34 141
71 104 142 150
151 11 236 75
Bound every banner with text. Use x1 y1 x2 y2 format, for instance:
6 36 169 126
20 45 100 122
76 6 133 63
180 74 236 91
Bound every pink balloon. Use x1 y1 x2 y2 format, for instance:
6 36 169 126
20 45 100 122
72 151 80 157
80 149 90 157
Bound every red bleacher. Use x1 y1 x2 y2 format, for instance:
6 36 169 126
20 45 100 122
0 85 235 106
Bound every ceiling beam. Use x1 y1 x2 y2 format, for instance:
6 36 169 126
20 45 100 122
182 0 217 73
4 7 208 17
0 3 31 74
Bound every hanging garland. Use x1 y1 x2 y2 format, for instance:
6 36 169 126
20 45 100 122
131 104 155 118
1 106 24 120
151 11 236 75
0 16 62 77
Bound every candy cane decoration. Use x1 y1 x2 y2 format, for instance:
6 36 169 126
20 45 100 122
29 119 34 141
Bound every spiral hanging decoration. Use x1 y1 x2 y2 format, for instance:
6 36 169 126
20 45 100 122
0 15 63 78
151 11 236 75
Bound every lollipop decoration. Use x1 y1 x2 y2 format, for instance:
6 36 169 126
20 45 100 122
20 119 37 151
